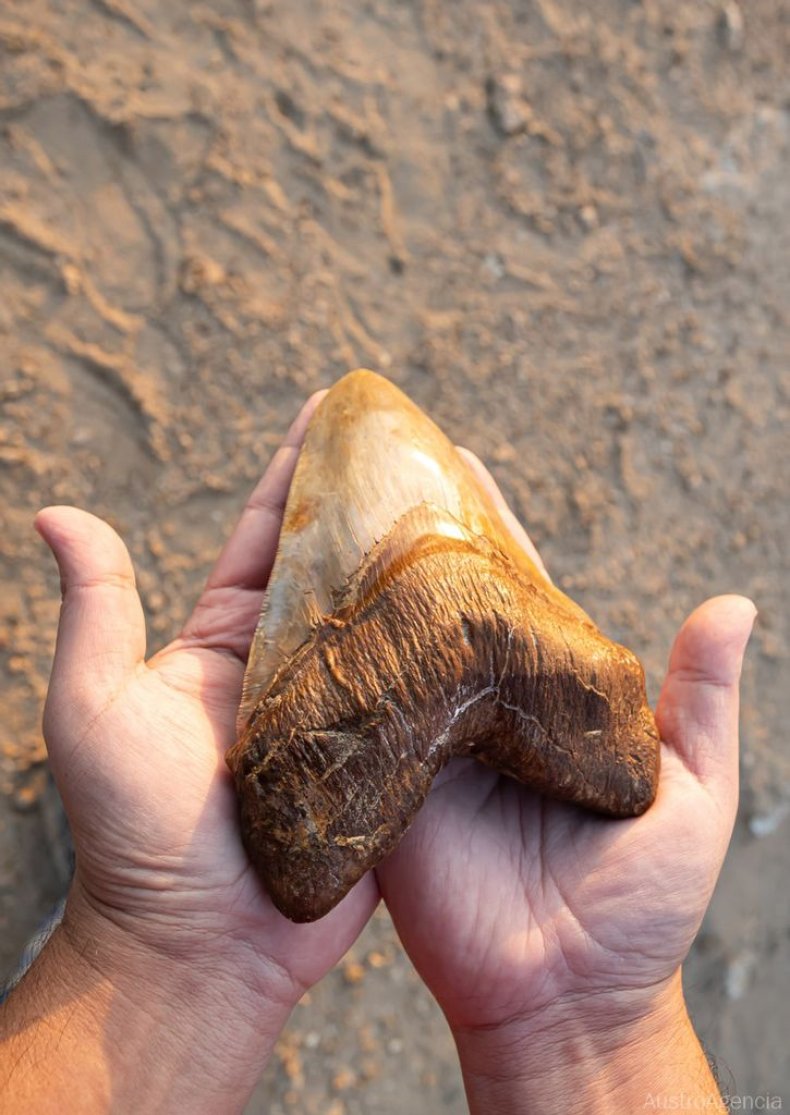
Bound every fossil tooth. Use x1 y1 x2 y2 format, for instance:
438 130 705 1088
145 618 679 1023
227 370 660 922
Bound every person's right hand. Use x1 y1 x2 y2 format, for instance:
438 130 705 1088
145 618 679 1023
1 394 378 1115
377 451 756 1112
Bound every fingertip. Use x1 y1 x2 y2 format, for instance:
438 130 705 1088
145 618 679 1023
36 504 110 535
35 504 85 540
198 393 328 601
34 506 135 588
686 593 756 627
668 594 757 687
657 594 756 793
283 389 328 448
456 446 491 487
456 446 552 582
35 508 145 686
307 387 330 408
35 506 96 560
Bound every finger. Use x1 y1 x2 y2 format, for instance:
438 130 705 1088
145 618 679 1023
656 594 756 805
206 391 327 593
456 446 551 581
178 390 326 661
35 507 146 694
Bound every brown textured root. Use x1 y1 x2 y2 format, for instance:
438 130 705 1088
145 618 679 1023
227 512 659 923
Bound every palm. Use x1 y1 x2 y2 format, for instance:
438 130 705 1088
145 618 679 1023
39 392 377 1002
377 459 748 1033
54 643 372 994
372 457 748 1030
379 739 725 1031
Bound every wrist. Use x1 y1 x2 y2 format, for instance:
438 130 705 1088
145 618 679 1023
452 973 724 1115
1 891 297 1114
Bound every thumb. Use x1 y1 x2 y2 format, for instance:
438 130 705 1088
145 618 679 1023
36 506 146 700
656 594 756 811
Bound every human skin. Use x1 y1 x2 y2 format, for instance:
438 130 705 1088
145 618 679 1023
0 393 754 1113
377 448 756 1114
0 392 379 1113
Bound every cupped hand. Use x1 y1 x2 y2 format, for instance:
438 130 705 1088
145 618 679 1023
376 450 755 1048
36 393 378 1013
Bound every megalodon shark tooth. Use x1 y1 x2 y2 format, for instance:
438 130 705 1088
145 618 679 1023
226 370 660 922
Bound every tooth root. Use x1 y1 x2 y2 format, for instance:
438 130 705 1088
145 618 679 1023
227 370 660 922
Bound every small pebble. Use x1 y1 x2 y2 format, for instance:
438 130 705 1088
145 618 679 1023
486 74 529 136
725 947 756 1001
748 801 789 839
718 1 744 51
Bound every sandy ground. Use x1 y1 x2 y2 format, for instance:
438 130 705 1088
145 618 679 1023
0 0 788 1109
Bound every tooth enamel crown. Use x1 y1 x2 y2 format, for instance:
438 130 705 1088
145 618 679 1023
226 371 660 922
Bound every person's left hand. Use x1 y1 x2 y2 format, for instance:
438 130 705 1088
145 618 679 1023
34 391 378 1091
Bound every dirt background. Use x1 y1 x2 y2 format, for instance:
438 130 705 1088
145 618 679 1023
0 0 787 1110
